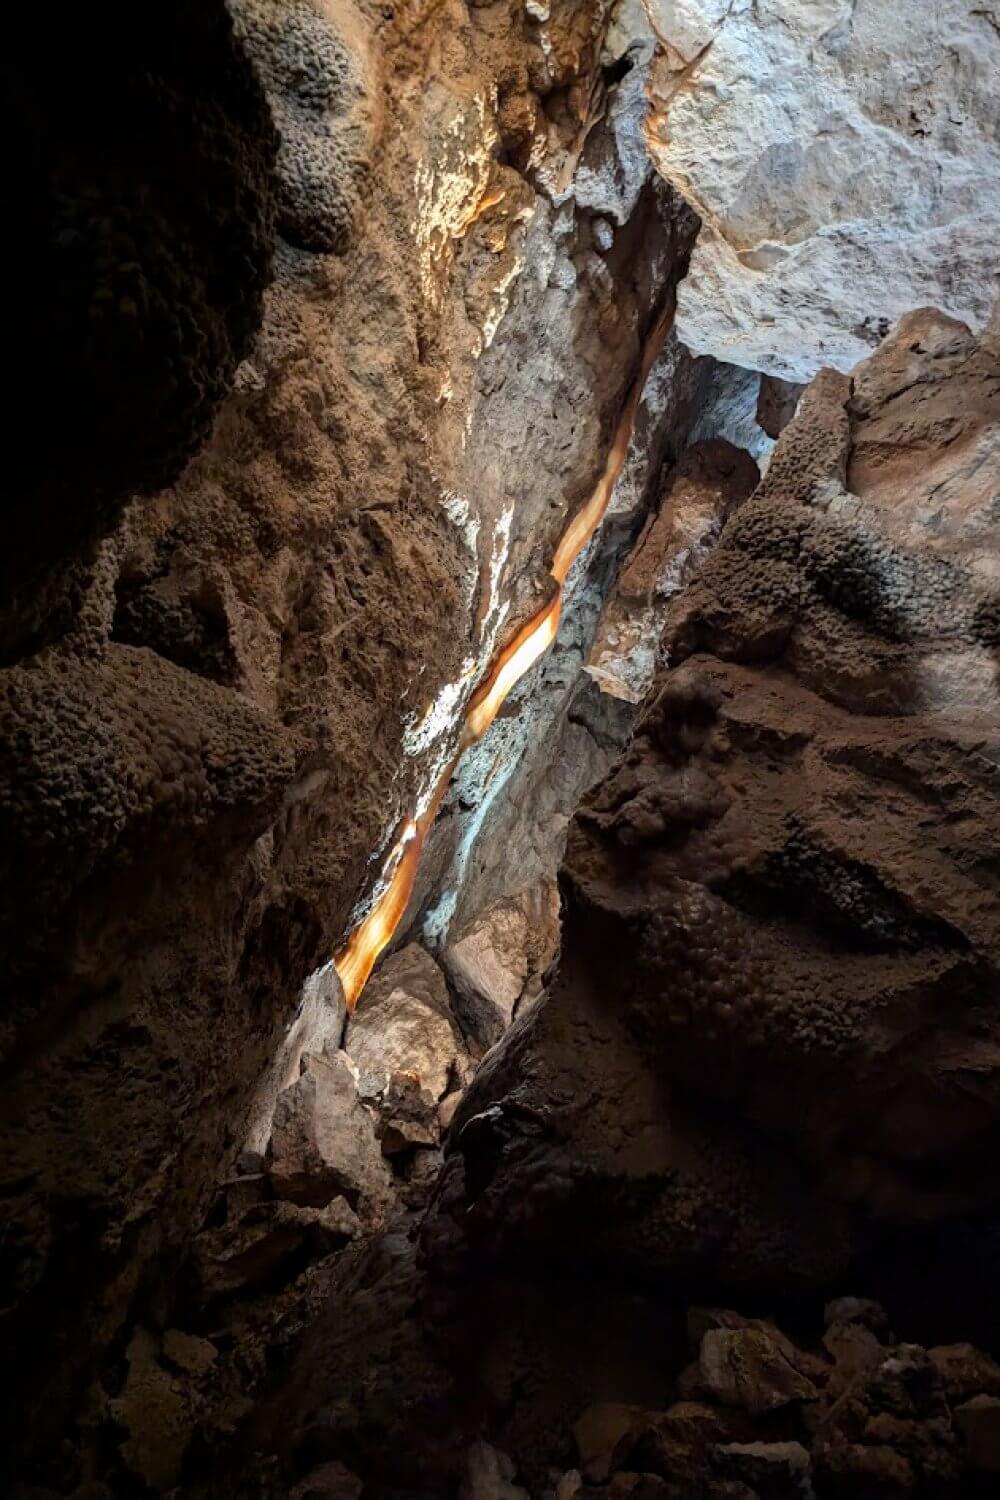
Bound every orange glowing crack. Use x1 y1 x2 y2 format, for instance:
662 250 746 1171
335 297 675 1008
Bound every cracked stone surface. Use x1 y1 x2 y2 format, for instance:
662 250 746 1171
644 0 1000 379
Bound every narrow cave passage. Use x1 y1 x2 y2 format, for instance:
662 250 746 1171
1 1 998 1497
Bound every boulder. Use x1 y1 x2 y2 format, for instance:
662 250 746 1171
442 882 561 1050
587 442 759 706
928 1343 1000 1403
811 1442 913 1496
710 1442 814 1499
459 1441 529 1499
823 1298 891 1339
267 1051 392 1216
193 1197 360 1302
244 963 347 1154
689 1309 828 1384
110 1328 193 1492
346 944 465 1099
573 1403 646 1482
633 1402 749 1485
822 1322 884 1381
555 1473 583 1499
954 1395 1000 1472
699 1329 818 1416
376 1071 440 1155
161 1330 217 1379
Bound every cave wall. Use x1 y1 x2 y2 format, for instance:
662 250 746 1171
433 305 1000 1294
1 2 278 661
643 0 1000 380
0 0 724 1477
3 0 999 1491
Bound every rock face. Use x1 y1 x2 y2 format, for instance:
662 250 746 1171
267 1051 392 1218
1 2 277 661
434 308 1000 1289
345 944 467 1100
441 880 562 1050
644 0 1000 380
586 440 759 705
1 0 714 1473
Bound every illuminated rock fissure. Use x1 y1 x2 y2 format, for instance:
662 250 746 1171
334 295 677 1009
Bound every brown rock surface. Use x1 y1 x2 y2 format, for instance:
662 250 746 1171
193 1196 360 1302
698 1330 818 1416
432 308 1000 1289
1 2 277 661
953 1394 1000 1472
442 880 561 1049
587 440 760 704
1 0 706 1474
345 944 466 1100
267 1051 392 1217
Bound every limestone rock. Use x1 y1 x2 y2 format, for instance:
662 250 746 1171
245 962 347 1154
954 1395 1000 1472
823 1297 891 1338
644 0 1000 380
267 1051 392 1216
632 1402 749 1485
699 1329 819 1416
442 882 561 1049
821 1322 884 1381
427 310 1000 1291
376 1071 440 1155
812 1442 913 1495
710 1441 814 1499
586 441 758 705
346 944 465 1100
161 1329 218 1379
555 1472 584 1499
460 1441 529 1499
193 1197 360 1301
574 1403 646 1482
110 1328 193 1492
757 377 805 441
688 1309 828 1384
438 1089 464 1134
928 1342 1000 1403
0 0 717 1477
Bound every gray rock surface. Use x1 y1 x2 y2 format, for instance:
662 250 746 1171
644 0 1000 379
267 1051 392 1217
699 1330 819 1416
442 881 561 1049
345 944 466 1100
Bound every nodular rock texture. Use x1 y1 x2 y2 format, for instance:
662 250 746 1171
434 306 1000 1296
0 0 743 1479
117 307 1000 1500
3 0 1000 1493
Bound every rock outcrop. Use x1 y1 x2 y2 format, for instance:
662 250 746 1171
434 306 1000 1291
346 944 469 1100
2 2 278 660
643 0 1000 380
4 0 999 1491
1 0 715 1474
441 880 562 1049
586 439 759 704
